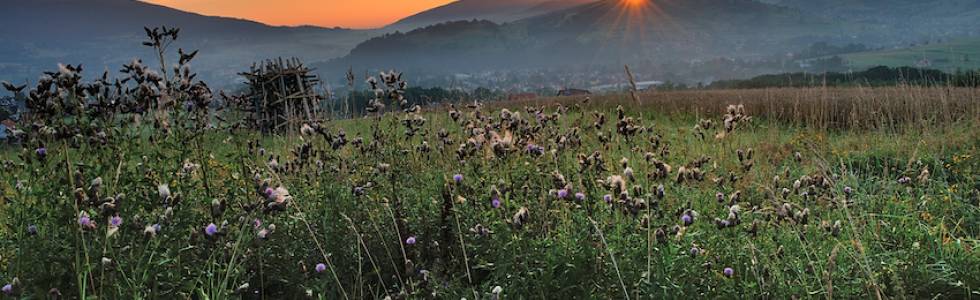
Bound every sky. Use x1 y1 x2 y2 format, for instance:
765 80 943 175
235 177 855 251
142 0 456 29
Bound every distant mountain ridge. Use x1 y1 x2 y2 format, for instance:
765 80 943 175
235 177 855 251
0 0 373 87
329 0 833 73
385 0 595 31
327 0 980 81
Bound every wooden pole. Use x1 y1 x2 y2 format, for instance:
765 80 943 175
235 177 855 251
625 65 641 105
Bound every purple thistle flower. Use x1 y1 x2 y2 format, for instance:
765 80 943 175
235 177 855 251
843 186 853 195
1 284 11 295
720 219 731 228
575 192 586 201
253 218 263 229
491 196 501 208
556 189 569 199
27 224 38 235
315 263 327 273
36 147 47 158
453 174 463 184
152 223 162 232
603 194 613 204
205 223 218 236
526 144 544 156
681 214 693 226
78 215 92 227
690 247 700 257
405 236 417 245
723 267 734 277
109 216 123 227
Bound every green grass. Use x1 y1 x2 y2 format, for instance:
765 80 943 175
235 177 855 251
842 38 980 72
0 98 978 298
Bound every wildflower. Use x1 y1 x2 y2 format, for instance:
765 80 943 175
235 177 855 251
512 207 530 229
623 167 635 180
406 236 417 245
109 216 123 228
144 224 159 237
1 284 11 295
723 267 734 277
36 147 47 159
470 224 492 237
681 214 694 226
603 194 613 204
655 227 668 244
257 224 275 240
556 189 569 199
315 263 327 273
26 224 38 235
205 223 218 236
843 186 853 196
158 184 171 201
716 192 725 203
78 212 96 230
716 218 731 229
526 144 544 156
491 286 503 300
690 247 700 257
271 186 291 204
300 123 314 135
491 196 501 208
453 174 463 184
605 175 627 195
575 192 586 201
253 218 263 229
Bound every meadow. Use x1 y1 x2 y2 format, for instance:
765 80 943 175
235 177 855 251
840 38 980 72
1 69 978 300
0 28 978 298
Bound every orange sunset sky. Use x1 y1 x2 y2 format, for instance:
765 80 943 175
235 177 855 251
142 0 457 29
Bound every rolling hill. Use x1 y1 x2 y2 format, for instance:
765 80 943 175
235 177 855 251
328 0 835 74
840 39 980 72
385 0 596 32
762 0 980 44
0 0 373 87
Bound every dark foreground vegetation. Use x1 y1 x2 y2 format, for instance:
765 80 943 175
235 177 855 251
708 66 980 89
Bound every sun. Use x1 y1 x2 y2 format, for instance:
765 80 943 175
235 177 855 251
622 0 647 8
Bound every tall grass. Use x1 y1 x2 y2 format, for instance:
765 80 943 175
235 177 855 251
512 86 979 130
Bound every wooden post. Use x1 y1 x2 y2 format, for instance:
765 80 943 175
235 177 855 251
625 65 641 105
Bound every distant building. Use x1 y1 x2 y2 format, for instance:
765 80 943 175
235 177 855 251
591 81 664 92
556 88 591 97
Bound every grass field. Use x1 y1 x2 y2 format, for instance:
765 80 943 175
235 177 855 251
842 38 980 72
0 87 978 299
